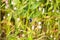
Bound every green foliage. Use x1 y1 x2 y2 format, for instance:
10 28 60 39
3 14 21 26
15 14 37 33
1 0 60 40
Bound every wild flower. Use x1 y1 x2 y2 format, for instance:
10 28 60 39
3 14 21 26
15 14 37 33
32 25 35 30
17 18 20 22
52 10 54 12
42 8 45 14
54 38 56 40
50 35 53 38
36 0 39 2
39 7 41 11
22 34 25 37
37 25 42 29
7 13 10 16
49 0 52 2
14 7 17 10
38 22 41 25
3 16 5 19
11 1 15 5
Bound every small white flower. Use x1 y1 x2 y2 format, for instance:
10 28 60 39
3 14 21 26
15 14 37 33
50 35 53 38
50 0 52 1
37 25 42 29
36 0 39 2
3 16 5 19
38 22 41 25
54 38 56 40
42 8 45 14
17 18 20 21
6 1 8 4
32 25 35 30
7 13 10 16
14 7 17 10
39 7 41 11
11 1 15 5
46 16 50 18
20 30 23 31
52 10 54 12
22 34 25 37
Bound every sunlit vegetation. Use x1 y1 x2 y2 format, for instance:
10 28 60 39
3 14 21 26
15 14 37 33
0 0 60 40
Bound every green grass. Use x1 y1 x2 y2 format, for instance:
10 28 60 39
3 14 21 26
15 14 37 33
0 0 60 40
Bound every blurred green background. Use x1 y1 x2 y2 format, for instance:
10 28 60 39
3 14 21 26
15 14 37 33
0 0 60 40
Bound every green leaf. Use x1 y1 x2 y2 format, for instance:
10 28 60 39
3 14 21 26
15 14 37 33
30 2 40 10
